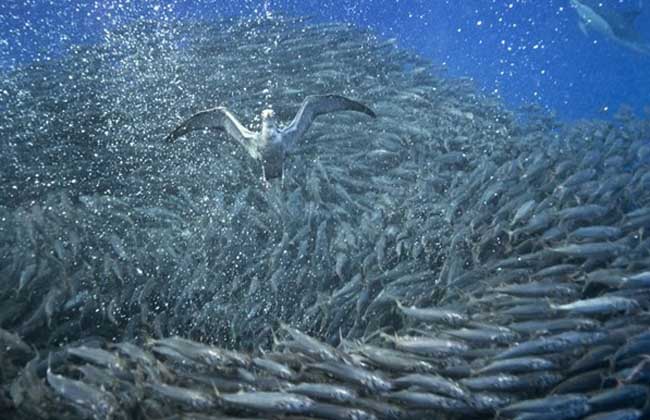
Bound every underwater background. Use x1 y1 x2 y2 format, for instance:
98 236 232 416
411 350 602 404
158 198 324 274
2 0 650 120
1 1 650 419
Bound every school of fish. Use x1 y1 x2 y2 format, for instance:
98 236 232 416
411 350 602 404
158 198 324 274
1 14 650 420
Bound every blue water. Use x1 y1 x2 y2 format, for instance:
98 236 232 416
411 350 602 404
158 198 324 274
1 0 649 121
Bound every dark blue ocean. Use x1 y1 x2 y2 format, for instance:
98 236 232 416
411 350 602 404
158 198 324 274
1 0 649 121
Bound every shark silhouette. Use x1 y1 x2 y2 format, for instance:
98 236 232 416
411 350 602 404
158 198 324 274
570 0 650 54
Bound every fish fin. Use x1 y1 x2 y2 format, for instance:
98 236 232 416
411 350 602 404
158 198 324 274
452 286 479 308
578 20 589 37
638 44 650 55
363 326 390 342
270 326 282 349
378 331 398 344
387 294 403 309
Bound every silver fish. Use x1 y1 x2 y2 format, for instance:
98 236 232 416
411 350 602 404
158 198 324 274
46 369 119 419
220 391 314 414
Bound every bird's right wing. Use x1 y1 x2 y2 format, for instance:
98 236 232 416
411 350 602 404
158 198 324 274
280 95 376 149
165 107 260 159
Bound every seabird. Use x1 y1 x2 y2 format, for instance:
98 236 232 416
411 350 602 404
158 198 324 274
165 94 376 180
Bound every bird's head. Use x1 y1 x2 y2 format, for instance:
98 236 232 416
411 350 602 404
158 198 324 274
261 109 275 120
261 109 277 132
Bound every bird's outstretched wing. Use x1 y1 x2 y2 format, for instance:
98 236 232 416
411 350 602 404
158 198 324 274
165 107 261 159
281 95 376 148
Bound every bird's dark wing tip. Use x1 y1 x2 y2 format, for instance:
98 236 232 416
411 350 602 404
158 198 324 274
164 131 179 143
354 101 376 119
330 94 377 118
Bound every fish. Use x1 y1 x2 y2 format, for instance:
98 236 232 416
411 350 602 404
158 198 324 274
393 298 468 326
494 331 609 360
551 368 615 394
442 327 518 346
461 372 564 393
252 357 295 380
304 403 378 420
583 409 644 420
500 394 591 418
552 296 640 316
147 382 217 410
289 382 357 403
385 390 472 413
392 373 469 400
619 271 650 289
278 323 348 363
353 345 439 373
149 336 250 368
67 346 128 375
219 391 314 414
309 360 393 393
46 369 120 419
509 318 600 335
551 242 630 259
558 204 609 224
478 357 557 375
0 328 32 356
511 199 537 226
493 282 580 299
381 333 470 357
570 226 623 242
569 345 617 373
588 385 649 412
570 0 650 54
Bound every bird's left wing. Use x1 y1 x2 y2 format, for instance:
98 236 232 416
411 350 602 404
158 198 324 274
165 107 260 159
